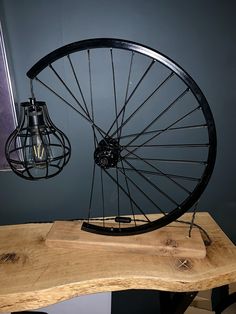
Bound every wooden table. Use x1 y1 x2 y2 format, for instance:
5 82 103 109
0 212 236 313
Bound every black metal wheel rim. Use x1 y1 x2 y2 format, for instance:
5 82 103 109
27 38 217 235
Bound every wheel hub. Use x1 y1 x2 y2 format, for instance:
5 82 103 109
94 137 121 169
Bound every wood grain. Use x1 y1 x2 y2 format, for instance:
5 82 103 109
0 213 236 312
45 220 206 258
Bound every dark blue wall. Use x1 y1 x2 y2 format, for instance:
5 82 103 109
0 0 236 242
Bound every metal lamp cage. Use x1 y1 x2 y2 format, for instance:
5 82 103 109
5 98 71 180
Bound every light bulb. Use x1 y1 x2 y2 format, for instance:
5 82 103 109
28 132 52 168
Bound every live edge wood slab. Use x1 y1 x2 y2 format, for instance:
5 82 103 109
0 212 236 312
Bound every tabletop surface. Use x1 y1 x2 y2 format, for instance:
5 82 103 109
0 212 236 312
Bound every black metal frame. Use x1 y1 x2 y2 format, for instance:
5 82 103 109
22 38 217 235
12 286 236 314
111 289 198 314
159 291 198 314
212 285 236 314
12 312 47 314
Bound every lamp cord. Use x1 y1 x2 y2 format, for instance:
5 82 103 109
189 200 198 238
30 79 35 99
176 200 212 246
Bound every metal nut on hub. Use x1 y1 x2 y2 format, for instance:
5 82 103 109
94 137 121 169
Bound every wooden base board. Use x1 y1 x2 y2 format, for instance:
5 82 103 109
45 221 206 258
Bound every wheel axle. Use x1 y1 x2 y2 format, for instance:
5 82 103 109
94 137 121 169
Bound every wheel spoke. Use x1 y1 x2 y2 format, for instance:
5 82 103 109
118 166 200 183
49 64 89 118
125 157 207 165
88 50 98 146
112 71 174 138
110 49 119 138
118 52 134 140
122 149 196 193
124 87 190 149
115 168 121 228
67 54 90 117
120 159 137 226
103 168 150 222
106 58 156 137
88 162 96 221
125 143 209 148
118 162 166 216
119 123 207 140
100 169 105 227
35 77 106 138
123 159 179 206
122 105 203 158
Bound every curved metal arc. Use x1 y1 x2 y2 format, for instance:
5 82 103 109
26 37 216 168
26 38 161 79
24 37 217 235
27 38 217 189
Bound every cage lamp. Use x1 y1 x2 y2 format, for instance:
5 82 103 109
5 97 71 180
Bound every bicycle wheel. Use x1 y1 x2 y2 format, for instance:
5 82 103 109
27 38 217 235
